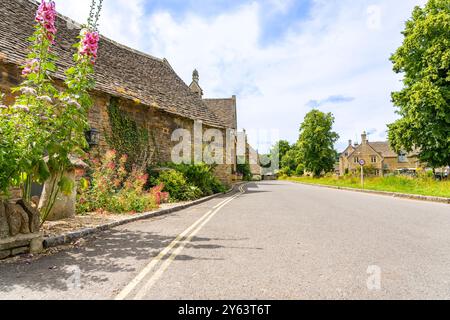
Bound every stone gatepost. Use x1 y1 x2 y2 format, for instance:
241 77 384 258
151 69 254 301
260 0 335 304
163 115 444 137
38 155 88 221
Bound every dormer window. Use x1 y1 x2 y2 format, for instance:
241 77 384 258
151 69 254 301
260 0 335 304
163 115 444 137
371 156 377 163
354 157 359 163
398 152 407 163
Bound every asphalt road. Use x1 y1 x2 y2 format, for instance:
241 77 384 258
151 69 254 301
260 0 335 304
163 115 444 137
1 181 449 300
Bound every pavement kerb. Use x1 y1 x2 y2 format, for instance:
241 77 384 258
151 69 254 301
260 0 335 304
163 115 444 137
43 182 246 249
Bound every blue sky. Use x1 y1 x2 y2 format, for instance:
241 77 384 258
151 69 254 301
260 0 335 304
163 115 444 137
57 0 427 153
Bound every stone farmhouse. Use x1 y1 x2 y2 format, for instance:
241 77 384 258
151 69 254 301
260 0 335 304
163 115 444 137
339 132 421 176
0 0 239 185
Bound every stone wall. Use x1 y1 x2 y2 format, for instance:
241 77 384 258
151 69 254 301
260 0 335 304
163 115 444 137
87 94 234 186
0 200 43 259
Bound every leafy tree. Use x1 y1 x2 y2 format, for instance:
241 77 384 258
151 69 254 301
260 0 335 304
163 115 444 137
388 0 450 169
297 110 339 177
280 146 301 175
273 140 291 164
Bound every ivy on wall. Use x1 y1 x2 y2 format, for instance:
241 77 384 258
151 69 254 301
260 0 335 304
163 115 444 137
105 97 154 169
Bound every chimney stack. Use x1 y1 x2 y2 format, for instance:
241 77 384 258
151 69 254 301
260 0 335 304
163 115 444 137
361 131 368 145
348 140 352 146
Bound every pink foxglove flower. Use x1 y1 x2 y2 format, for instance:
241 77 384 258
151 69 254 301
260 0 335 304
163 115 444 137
79 29 100 63
22 59 39 76
35 1 57 42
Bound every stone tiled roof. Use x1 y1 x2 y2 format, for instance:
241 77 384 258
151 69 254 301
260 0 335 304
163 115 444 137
368 142 398 157
203 97 237 130
345 141 419 158
0 0 229 128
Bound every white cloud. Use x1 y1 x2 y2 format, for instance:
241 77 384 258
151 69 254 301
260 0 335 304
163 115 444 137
57 0 428 152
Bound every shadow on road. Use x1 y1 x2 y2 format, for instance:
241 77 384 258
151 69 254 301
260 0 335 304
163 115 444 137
0 227 262 294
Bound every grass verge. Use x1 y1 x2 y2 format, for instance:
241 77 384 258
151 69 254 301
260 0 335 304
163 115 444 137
282 175 450 198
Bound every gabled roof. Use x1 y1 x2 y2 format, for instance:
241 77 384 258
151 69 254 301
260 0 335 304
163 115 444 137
203 97 237 130
0 0 230 129
347 142 383 159
339 144 355 157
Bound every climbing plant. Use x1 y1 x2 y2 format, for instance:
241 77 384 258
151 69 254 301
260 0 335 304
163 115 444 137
105 97 153 169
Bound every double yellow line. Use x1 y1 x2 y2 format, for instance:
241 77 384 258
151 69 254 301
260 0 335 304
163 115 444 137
115 183 247 300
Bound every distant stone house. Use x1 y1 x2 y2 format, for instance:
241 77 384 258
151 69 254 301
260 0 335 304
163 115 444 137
339 132 421 176
188 70 238 175
0 0 238 185
247 145 262 178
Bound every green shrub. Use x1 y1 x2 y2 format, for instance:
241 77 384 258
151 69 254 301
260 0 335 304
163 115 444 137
152 169 203 201
168 163 226 196
279 167 293 177
295 164 305 176
237 163 252 181
150 163 226 198
153 170 186 200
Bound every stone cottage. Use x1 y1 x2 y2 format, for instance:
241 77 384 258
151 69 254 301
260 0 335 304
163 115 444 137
339 132 421 176
0 0 238 185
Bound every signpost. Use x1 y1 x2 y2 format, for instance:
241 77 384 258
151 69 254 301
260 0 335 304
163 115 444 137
359 159 366 189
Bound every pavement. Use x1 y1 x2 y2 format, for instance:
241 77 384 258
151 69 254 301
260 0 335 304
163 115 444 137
0 181 449 300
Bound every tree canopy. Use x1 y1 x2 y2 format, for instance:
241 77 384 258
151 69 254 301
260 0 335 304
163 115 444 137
297 110 339 176
388 0 450 168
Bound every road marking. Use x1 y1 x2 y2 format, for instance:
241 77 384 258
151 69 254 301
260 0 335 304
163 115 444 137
133 192 242 299
114 184 246 300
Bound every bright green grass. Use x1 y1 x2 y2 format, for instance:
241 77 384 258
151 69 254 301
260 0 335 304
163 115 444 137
283 175 450 198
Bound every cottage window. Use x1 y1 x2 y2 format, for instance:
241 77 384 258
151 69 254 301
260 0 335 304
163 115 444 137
354 157 359 163
371 156 377 163
398 152 407 163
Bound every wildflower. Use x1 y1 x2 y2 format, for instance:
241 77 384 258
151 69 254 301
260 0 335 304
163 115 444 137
107 162 116 170
79 29 100 63
35 1 57 42
20 87 37 96
14 105 30 113
63 97 81 109
37 95 53 103
70 100 81 109
0 105 7 110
